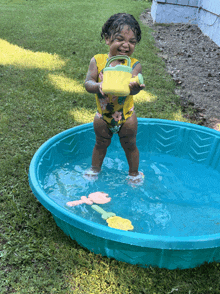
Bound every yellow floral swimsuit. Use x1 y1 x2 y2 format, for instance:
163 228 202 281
94 54 140 134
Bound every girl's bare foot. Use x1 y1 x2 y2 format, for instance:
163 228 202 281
127 172 144 187
83 169 99 181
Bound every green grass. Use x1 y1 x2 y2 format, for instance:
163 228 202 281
0 0 218 293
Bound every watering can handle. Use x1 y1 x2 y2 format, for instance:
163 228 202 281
105 55 131 68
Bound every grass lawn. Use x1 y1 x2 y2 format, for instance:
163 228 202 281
1 0 219 293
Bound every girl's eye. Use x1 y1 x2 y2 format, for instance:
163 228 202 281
130 40 137 45
114 37 136 44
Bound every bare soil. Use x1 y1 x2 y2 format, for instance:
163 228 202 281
140 9 220 130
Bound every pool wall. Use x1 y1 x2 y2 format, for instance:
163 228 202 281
53 215 220 270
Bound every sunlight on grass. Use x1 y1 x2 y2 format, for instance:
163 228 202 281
69 108 94 124
134 89 157 103
0 39 65 70
66 270 131 293
48 74 86 94
65 264 153 293
173 109 187 122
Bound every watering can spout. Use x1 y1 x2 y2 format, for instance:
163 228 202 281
130 73 144 85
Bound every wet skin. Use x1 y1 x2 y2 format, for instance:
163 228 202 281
85 25 145 177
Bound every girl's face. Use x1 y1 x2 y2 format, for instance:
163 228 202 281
105 25 137 58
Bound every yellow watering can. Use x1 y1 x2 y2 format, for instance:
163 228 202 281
102 55 144 96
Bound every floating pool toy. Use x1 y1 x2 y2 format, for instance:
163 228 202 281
107 216 134 231
91 204 116 220
91 204 134 231
102 55 144 96
66 192 111 207
67 193 133 231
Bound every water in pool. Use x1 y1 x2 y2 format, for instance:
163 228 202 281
42 149 220 237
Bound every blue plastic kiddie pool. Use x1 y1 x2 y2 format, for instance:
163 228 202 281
29 118 220 269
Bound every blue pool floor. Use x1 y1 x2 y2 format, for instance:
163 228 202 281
42 149 220 237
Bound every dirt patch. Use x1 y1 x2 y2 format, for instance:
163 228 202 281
140 9 220 131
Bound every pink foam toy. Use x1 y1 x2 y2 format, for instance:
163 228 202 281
66 192 111 207
66 196 93 207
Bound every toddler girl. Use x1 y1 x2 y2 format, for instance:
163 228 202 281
85 13 145 180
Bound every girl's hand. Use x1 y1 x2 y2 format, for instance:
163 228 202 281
129 81 145 95
98 72 109 97
98 82 104 96
99 71 104 81
98 82 108 98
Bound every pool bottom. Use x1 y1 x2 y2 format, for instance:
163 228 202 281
42 151 220 238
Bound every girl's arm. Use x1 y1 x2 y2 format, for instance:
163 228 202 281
130 62 145 96
85 57 102 94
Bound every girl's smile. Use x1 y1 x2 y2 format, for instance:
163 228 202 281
105 25 137 58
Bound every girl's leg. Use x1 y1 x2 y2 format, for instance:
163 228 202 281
118 112 139 176
91 114 113 173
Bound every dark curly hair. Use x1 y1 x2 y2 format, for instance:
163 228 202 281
101 13 141 43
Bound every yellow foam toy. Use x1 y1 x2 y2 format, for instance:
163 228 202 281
91 204 134 231
107 216 134 231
